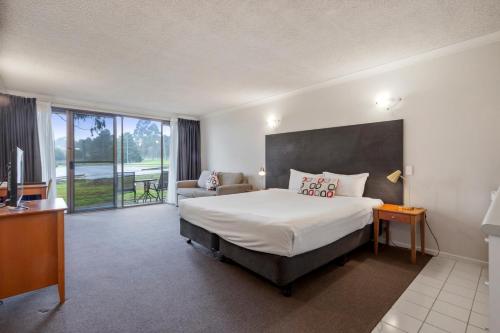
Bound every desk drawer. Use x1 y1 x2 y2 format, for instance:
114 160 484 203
378 211 411 223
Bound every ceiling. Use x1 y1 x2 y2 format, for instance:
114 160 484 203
1 1 500 117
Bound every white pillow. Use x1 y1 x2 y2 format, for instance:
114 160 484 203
322 172 369 197
198 170 212 189
288 169 322 192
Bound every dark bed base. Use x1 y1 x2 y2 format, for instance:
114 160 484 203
180 217 220 251
180 218 372 296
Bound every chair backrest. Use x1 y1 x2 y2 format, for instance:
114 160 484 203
159 170 168 188
122 172 135 191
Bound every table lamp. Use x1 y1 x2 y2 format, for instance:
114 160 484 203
258 167 266 190
386 170 413 210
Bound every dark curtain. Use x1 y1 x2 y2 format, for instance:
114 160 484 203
0 94 42 183
178 118 201 181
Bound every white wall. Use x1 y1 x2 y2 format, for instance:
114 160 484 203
201 41 500 262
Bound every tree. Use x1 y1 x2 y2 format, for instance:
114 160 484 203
74 114 107 136
75 129 113 161
133 120 161 159
122 133 143 163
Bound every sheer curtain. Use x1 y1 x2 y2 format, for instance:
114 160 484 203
36 101 57 199
167 118 178 204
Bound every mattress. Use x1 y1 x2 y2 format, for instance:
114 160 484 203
179 189 383 257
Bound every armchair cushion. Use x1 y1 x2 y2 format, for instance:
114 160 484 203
177 187 217 198
177 180 198 188
218 172 244 186
216 184 252 196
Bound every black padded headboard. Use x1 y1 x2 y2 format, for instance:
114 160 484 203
265 119 403 204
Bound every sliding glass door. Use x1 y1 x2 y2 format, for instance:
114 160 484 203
71 112 116 211
120 117 162 206
51 108 170 212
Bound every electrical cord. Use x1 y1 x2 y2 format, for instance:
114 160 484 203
384 212 440 257
424 213 440 257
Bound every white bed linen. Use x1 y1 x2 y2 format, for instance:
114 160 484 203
179 189 383 257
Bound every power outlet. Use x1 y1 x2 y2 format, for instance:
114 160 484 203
405 165 413 176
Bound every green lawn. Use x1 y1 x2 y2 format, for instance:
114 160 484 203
55 181 67 203
55 172 167 210
54 159 169 209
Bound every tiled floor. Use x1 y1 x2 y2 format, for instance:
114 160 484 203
373 256 489 333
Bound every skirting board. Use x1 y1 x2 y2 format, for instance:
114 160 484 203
386 240 488 266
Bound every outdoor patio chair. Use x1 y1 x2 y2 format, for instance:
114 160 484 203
122 172 137 202
152 170 168 200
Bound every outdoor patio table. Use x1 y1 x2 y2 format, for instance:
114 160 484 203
135 179 157 202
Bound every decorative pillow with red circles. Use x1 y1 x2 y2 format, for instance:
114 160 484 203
298 177 339 198
205 171 220 190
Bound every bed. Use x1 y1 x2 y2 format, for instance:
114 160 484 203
180 189 382 257
179 119 403 296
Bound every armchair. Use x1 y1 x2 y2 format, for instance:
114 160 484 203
176 171 252 205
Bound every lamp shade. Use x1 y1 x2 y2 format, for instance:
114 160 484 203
386 170 402 183
258 167 266 176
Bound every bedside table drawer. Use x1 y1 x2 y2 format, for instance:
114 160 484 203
378 211 411 223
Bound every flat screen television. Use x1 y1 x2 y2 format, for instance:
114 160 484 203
7 147 24 209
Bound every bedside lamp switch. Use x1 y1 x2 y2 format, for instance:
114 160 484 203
405 165 413 176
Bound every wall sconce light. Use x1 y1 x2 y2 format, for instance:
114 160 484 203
375 92 402 111
267 117 281 129
258 167 266 189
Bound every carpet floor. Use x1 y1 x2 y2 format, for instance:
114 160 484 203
0 204 430 333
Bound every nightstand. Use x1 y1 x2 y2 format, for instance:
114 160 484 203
373 204 427 264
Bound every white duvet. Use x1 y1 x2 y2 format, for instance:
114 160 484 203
179 189 383 257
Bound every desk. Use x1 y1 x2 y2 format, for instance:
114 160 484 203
0 183 48 200
0 198 67 303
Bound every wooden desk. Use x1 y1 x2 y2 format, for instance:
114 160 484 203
0 198 67 303
0 183 48 200
373 204 427 264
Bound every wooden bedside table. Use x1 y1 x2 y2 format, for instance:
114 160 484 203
373 204 427 264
